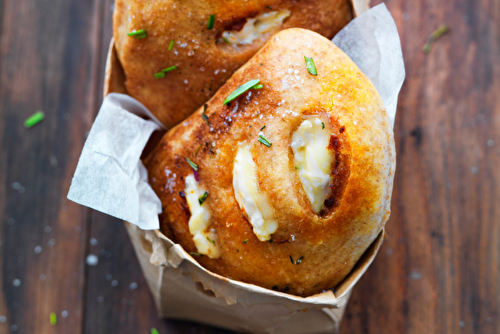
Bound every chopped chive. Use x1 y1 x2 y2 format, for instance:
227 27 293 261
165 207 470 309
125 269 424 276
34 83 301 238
195 144 202 156
304 56 317 76
162 65 178 73
322 122 325 129
223 79 260 105
243 239 248 244
50 312 57 326
222 36 230 44
186 157 198 171
258 135 272 147
151 328 159 334
284 286 290 292
314 284 319 288
24 111 44 128
198 191 209 205
201 114 209 125
269 239 273 243
203 103 208 114
423 25 449 53
296 256 304 264
290 255 294 264
260 125 266 131
154 72 165 79
252 84 263 89
189 252 203 256
168 40 175 51
206 236 216 245
127 29 147 39
207 14 215 30
266 6 273 10
272 285 278 290
295 166 299 170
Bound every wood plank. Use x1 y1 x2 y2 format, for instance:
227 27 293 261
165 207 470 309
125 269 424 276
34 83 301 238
341 0 500 333
0 0 103 333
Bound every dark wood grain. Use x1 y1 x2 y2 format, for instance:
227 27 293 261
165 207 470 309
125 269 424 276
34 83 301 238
341 0 500 333
0 0 101 333
0 0 499 333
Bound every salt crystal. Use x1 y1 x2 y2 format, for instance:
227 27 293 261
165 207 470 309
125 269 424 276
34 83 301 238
86 254 99 266
34 245 42 254
13 279 21 287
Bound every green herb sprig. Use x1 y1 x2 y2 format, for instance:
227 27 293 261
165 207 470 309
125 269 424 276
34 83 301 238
50 312 57 326
186 157 199 171
258 135 272 147
24 111 44 128
168 40 175 51
198 191 209 205
304 56 317 76
154 66 178 79
128 29 147 39
223 79 261 105
423 25 450 53
207 15 215 30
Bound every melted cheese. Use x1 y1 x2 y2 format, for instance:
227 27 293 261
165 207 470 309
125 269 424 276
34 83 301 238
222 10 291 45
291 118 334 213
185 174 220 258
233 143 277 241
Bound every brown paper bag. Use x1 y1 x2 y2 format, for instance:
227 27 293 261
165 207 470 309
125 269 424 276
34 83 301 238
105 1 386 333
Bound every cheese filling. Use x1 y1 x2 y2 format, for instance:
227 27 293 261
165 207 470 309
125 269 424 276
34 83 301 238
185 174 220 258
233 143 277 241
222 10 291 45
291 118 334 213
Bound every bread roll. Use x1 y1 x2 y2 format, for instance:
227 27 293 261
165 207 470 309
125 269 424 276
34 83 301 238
113 0 353 128
145 28 395 296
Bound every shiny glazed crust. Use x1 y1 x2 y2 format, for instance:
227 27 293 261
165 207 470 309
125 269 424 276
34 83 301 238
145 29 395 296
113 0 352 129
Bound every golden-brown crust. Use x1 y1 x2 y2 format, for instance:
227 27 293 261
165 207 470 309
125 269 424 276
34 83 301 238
145 28 395 296
113 0 353 129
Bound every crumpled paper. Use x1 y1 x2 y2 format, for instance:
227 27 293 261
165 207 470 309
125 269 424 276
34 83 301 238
68 94 163 229
68 3 404 232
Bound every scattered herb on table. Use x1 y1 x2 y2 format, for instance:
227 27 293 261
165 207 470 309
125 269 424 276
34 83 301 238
423 25 449 53
24 111 44 128
50 312 57 326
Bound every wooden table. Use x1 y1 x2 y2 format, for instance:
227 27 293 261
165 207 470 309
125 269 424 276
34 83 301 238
0 0 498 333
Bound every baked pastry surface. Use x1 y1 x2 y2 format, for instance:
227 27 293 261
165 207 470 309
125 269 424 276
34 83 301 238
145 28 395 296
114 0 353 128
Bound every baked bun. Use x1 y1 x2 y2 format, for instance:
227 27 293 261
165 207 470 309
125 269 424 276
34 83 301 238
145 28 395 296
113 0 353 129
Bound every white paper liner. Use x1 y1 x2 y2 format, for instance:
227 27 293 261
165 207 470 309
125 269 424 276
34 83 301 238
68 3 404 333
